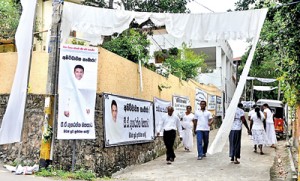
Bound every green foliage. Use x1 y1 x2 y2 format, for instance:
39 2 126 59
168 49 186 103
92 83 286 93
0 0 20 39
36 166 96 181
163 43 206 81
102 28 150 64
236 0 300 105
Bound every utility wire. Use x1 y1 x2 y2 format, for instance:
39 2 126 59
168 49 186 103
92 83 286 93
192 0 215 13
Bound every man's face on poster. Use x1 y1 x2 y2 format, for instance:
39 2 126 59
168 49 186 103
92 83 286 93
112 105 118 122
74 68 84 80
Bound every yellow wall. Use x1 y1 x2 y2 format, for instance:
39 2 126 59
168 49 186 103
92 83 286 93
0 52 48 94
0 48 221 109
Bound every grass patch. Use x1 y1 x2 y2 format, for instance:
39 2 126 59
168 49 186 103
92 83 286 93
35 166 96 180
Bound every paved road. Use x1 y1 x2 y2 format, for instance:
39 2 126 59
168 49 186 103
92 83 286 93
0 128 275 181
113 128 276 181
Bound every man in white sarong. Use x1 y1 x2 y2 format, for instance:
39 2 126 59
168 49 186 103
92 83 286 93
181 106 194 151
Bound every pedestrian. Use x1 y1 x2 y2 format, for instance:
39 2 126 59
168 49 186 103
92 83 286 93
229 103 250 164
157 106 182 164
250 107 268 155
262 103 277 148
248 104 257 122
181 106 194 152
193 101 213 160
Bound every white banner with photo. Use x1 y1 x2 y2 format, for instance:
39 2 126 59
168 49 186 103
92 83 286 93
153 97 172 136
104 94 154 147
57 44 98 139
195 88 207 112
207 94 216 111
216 96 223 116
172 95 190 119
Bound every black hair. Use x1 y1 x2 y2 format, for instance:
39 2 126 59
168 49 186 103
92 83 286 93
263 103 270 109
255 107 261 119
111 100 117 108
200 101 206 105
186 105 192 109
238 103 243 108
74 65 84 72
252 104 257 108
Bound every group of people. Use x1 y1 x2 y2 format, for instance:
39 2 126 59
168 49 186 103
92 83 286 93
156 101 277 165
156 100 213 164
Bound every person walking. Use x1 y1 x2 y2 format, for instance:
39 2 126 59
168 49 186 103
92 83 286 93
157 106 182 164
193 101 213 160
262 103 277 148
181 106 194 152
250 107 268 155
229 103 250 164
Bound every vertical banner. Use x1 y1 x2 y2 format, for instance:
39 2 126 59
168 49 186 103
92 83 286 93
0 0 37 145
153 97 171 136
57 44 98 139
207 94 216 111
195 88 207 112
104 94 154 147
172 95 190 119
216 96 223 116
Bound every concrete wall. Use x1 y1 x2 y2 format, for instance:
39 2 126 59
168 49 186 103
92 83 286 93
0 48 221 176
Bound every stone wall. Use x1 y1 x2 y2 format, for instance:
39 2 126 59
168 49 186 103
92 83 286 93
52 94 174 177
0 94 179 177
0 94 45 165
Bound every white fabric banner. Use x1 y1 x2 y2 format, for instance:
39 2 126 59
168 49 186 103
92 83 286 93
208 9 268 155
104 94 154 147
0 0 37 145
216 96 223 117
153 97 172 136
253 86 278 91
57 44 98 139
172 95 190 119
61 2 268 45
207 94 216 111
195 88 207 112
247 76 277 83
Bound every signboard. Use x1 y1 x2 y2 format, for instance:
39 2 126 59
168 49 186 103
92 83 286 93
207 94 216 111
57 44 98 139
153 97 171 136
195 88 207 111
216 96 223 116
103 94 154 147
172 95 190 119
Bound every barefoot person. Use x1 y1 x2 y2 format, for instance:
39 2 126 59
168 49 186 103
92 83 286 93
229 103 250 164
181 106 194 151
250 107 268 155
262 103 277 148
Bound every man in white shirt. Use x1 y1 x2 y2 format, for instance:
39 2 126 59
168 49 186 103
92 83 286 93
157 106 182 164
193 101 213 160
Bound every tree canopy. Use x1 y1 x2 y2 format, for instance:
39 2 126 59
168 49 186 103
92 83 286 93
0 0 20 39
236 0 300 105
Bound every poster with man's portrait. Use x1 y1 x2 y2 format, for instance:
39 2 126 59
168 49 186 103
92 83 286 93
57 44 98 139
103 93 154 147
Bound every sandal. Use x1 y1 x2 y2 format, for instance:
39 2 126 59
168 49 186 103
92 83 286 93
234 160 240 164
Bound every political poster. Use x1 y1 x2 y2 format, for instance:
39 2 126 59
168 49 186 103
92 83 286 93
103 93 154 147
195 88 207 111
153 97 172 136
172 95 190 119
207 94 217 111
57 44 98 139
216 96 223 116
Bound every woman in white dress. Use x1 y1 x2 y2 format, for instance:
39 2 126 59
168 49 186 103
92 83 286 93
250 107 268 155
181 106 194 151
262 103 277 148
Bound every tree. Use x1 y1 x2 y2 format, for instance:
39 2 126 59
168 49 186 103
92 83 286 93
163 43 207 81
102 28 150 63
235 0 300 105
0 0 20 39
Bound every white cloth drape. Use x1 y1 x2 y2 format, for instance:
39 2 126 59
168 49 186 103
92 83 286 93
0 0 37 145
253 86 278 91
61 2 268 45
207 9 268 154
247 76 277 83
